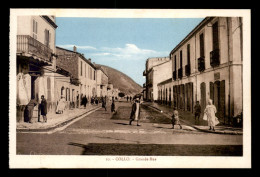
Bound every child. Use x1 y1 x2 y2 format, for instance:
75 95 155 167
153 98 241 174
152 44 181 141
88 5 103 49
171 107 182 129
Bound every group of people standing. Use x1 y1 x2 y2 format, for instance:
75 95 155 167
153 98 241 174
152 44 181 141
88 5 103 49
126 96 132 102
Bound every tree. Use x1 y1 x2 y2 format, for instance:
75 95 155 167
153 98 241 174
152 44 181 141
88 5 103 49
118 92 125 98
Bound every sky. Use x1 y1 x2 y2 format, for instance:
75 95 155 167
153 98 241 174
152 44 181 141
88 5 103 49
55 17 204 86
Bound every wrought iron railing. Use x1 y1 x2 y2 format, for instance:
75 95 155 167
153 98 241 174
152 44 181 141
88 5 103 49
178 68 183 79
198 57 205 72
17 35 53 63
185 64 191 76
210 49 220 67
172 70 177 80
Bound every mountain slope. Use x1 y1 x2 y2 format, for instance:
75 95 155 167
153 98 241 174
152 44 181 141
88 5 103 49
96 64 143 96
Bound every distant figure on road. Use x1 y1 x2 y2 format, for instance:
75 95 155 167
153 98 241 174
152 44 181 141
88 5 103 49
129 97 141 126
111 99 116 113
126 96 129 102
91 96 94 105
24 99 38 123
204 99 218 131
102 96 107 111
82 95 87 109
194 101 201 121
171 107 182 129
130 96 132 102
95 97 99 105
39 95 48 123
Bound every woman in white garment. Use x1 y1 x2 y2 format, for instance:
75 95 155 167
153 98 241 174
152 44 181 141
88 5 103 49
204 99 217 131
56 96 66 114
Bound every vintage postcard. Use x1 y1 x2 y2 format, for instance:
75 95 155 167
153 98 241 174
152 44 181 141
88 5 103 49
9 9 251 168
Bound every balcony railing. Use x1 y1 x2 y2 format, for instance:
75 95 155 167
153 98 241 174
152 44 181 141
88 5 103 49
185 64 191 76
178 68 183 79
198 57 205 72
210 49 220 67
172 70 177 80
17 35 53 63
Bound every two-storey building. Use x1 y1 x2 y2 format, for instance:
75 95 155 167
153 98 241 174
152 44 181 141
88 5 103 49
56 46 97 107
16 15 58 122
95 65 109 98
143 57 170 101
158 17 243 124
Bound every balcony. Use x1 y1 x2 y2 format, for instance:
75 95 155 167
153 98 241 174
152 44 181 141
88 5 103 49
172 70 177 80
198 57 205 72
185 64 191 76
210 49 220 67
17 35 53 63
70 77 80 86
178 68 183 79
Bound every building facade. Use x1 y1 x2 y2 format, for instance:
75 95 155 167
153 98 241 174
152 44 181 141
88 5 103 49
56 46 97 106
96 65 109 98
143 57 170 101
158 17 243 124
16 15 58 122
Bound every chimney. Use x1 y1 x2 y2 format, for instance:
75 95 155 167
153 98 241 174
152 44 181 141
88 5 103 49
73 46 77 52
88 58 91 62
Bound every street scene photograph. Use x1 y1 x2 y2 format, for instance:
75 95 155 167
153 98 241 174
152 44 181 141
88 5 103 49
9 9 251 168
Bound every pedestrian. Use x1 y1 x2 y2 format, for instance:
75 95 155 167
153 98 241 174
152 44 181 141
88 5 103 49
194 101 201 121
203 99 218 131
102 96 107 111
82 95 87 109
91 96 94 105
127 96 129 102
129 97 141 126
171 107 182 129
56 96 66 114
24 99 38 123
95 97 99 105
111 99 116 113
39 95 48 123
130 96 132 102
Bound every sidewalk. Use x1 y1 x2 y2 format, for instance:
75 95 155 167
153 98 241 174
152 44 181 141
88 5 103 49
143 102 243 135
17 104 101 132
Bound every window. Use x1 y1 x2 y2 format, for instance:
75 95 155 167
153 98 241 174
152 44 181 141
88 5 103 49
174 55 177 71
187 44 190 65
44 29 50 47
94 70 96 80
212 21 219 50
199 33 205 57
32 19 38 39
67 88 70 101
85 64 86 77
180 50 183 68
80 61 83 76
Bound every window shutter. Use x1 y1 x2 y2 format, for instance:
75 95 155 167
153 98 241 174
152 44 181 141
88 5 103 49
49 32 51 48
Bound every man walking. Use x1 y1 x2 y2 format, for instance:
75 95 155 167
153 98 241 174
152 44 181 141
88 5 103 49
194 101 201 121
39 95 48 123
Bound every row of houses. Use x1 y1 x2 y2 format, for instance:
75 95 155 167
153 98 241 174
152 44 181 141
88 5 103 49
16 15 120 122
143 17 243 125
